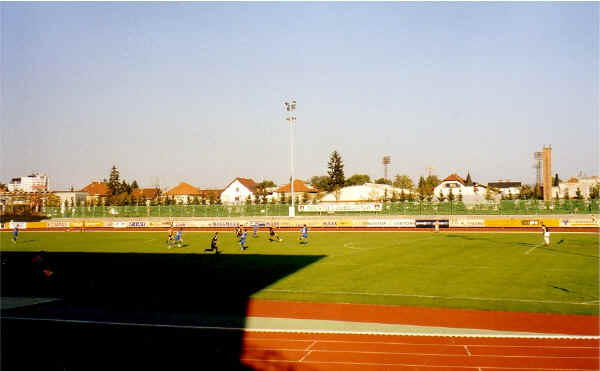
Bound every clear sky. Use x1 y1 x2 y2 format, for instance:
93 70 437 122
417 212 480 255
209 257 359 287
1 2 598 191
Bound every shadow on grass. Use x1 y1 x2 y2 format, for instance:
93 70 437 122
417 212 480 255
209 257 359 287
1 252 324 371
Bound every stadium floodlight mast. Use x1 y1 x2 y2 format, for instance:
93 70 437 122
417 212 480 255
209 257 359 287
284 100 296 217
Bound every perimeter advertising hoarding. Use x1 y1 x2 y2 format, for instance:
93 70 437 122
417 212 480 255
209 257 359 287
415 219 449 228
68 220 104 228
298 203 382 212
450 218 485 227
47 221 69 228
112 221 128 228
367 219 416 227
25 222 48 228
484 218 559 228
559 218 599 227
8 222 28 229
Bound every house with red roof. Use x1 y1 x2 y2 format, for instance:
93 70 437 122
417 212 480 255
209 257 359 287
220 177 258 204
274 179 318 202
131 188 160 202
165 182 202 204
434 173 494 202
80 181 111 203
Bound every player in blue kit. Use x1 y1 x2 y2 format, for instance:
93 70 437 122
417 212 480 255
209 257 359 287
240 230 248 251
299 224 308 244
253 223 258 238
12 224 19 243
174 228 183 248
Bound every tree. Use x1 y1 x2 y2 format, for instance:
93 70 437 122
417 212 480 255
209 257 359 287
121 180 131 195
131 180 139 190
425 175 441 190
485 188 493 201
465 172 473 186
374 178 392 185
552 173 560 187
437 190 445 202
345 174 371 186
393 174 414 190
327 150 345 191
107 165 120 195
575 188 583 200
519 184 533 200
457 190 463 202
310 175 330 192
563 188 570 200
533 184 542 200
257 180 276 190
447 188 455 202
589 185 599 200
416 176 426 201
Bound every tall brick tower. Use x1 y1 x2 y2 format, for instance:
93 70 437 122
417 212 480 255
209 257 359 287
542 145 552 201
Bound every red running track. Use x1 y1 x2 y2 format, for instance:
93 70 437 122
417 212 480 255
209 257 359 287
240 332 600 371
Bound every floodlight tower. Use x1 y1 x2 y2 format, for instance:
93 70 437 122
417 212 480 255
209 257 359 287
533 152 543 187
382 156 391 182
284 100 296 217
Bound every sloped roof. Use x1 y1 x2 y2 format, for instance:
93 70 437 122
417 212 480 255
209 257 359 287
132 188 159 199
442 174 466 185
223 177 257 193
80 181 110 196
275 179 318 193
165 182 202 196
198 189 224 197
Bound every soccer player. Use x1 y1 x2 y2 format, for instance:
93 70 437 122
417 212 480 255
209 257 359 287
434 220 440 233
240 230 248 251
205 232 219 254
299 224 308 244
268 226 282 242
253 223 258 238
12 224 18 243
542 224 550 246
235 225 242 240
174 228 183 248
167 226 174 248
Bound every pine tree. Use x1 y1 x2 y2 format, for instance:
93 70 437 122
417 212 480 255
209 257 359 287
447 188 455 201
131 180 139 189
327 150 345 191
108 165 120 195
553 173 560 187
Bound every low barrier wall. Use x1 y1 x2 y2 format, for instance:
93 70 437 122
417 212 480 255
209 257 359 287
2 215 598 231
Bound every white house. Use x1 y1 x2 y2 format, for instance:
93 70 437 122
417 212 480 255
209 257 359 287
434 174 496 203
320 183 411 202
8 173 49 192
552 176 599 199
52 190 88 207
220 177 258 204
487 181 522 198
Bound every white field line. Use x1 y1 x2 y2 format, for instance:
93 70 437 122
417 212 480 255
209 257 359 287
525 244 543 255
2 316 598 340
263 289 599 306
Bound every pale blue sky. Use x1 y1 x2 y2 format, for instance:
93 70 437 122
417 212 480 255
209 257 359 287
1 2 598 190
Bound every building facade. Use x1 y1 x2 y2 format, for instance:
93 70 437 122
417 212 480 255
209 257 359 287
220 178 257 204
7 173 49 192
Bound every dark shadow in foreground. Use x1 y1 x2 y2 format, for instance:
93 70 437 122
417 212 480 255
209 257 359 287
1 252 325 371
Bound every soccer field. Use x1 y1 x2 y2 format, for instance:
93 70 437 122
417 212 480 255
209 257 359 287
1 231 598 315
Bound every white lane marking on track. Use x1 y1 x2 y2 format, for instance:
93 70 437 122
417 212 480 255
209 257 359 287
243 358 597 370
3 317 598 340
263 289 599 306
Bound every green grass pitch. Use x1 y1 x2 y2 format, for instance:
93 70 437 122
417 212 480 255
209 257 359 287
1 230 598 315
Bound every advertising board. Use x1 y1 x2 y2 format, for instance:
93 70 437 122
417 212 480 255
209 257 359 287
9 221 27 229
559 218 599 227
366 219 415 227
25 222 48 228
112 221 128 228
48 221 69 228
415 219 449 228
451 218 485 227
298 203 382 212
128 221 147 228
484 218 559 228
